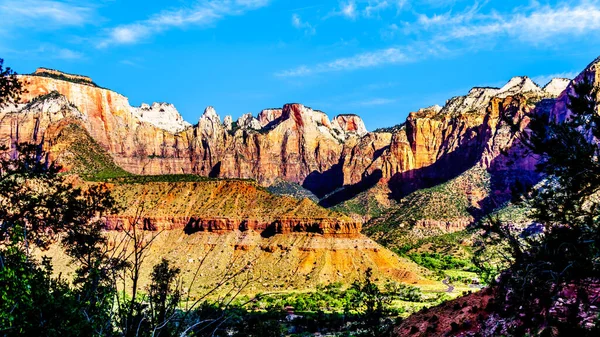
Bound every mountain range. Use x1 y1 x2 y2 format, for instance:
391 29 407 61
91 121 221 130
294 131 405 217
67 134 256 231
2 56 599 293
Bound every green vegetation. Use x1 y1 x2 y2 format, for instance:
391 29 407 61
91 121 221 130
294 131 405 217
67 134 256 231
21 91 80 111
241 281 427 315
51 123 132 181
407 253 475 274
476 78 600 335
0 59 24 107
52 123 259 185
331 186 389 217
373 122 406 133
389 230 487 284
365 167 490 239
266 179 319 202
30 68 100 87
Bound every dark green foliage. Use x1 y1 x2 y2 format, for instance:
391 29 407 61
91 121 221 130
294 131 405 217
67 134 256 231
0 144 121 336
146 259 182 336
267 179 319 201
23 90 63 109
373 122 406 133
51 123 131 180
481 77 600 335
407 252 474 272
349 268 394 337
0 143 89 249
0 251 101 337
30 68 100 87
0 59 24 109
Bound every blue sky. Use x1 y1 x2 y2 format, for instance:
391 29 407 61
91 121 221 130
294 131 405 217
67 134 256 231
1 0 599 130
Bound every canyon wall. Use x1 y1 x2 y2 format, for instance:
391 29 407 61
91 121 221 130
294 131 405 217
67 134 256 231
2 61 596 214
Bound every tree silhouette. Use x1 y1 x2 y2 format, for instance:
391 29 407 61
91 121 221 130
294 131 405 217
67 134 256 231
482 77 600 335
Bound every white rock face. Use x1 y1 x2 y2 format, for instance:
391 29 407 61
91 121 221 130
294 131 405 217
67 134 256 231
257 108 283 127
439 77 549 117
198 106 223 138
19 93 84 122
223 115 233 131
426 105 443 113
131 102 191 133
201 106 221 124
331 115 368 137
237 113 262 130
497 76 542 98
444 87 500 114
543 78 571 97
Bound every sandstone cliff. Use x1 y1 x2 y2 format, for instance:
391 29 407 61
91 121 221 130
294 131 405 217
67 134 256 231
0 64 584 227
102 179 362 238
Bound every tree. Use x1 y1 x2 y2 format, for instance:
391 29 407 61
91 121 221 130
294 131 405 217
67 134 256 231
0 142 123 336
483 76 600 335
147 258 182 336
0 58 260 337
0 58 25 108
349 268 393 337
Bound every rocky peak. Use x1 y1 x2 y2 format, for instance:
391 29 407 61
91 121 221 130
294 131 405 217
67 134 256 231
201 106 221 123
281 103 327 128
427 105 443 113
438 77 546 118
237 113 262 130
198 106 223 138
551 57 600 121
497 76 542 97
257 108 283 127
444 87 500 115
543 78 571 97
20 91 83 121
415 105 443 116
223 115 233 131
131 102 191 133
332 114 368 137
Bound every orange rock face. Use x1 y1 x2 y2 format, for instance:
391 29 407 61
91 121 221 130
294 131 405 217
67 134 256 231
101 179 362 237
0 62 588 204
104 215 362 238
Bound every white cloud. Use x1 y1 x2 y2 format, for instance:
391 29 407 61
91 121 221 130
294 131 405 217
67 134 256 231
99 0 270 47
331 0 406 19
341 1 358 19
1 44 85 60
353 97 397 106
365 1 390 17
276 47 412 77
380 23 400 39
0 0 95 29
292 13 316 35
532 71 579 87
417 2 600 43
281 1 600 77
53 47 84 60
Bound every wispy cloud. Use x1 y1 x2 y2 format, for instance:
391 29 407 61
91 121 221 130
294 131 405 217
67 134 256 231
276 43 447 77
353 97 397 106
330 0 406 19
532 71 579 87
119 59 145 68
418 1 600 43
340 1 358 19
279 1 600 77
276 47 411 77
1 44 85 60
99 0 270 47
0 0 96 30
292 14 316 35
